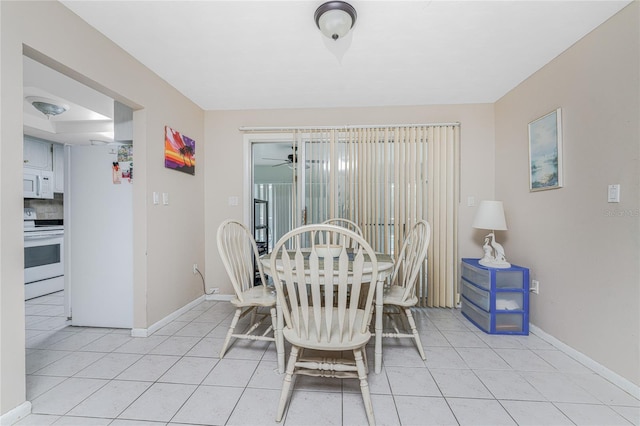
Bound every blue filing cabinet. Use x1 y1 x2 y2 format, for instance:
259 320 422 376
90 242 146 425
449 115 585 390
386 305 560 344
460 258 530 335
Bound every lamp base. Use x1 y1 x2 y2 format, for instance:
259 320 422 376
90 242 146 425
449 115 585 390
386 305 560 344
478 258 511 269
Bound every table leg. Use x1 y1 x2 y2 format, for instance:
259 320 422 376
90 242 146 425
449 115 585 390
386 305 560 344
375 278 383 374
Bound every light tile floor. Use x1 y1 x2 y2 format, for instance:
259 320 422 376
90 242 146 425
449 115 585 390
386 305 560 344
17 291 640 425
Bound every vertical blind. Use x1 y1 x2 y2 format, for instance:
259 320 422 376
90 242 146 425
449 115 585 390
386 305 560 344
426 126 460 308
286 124 460 308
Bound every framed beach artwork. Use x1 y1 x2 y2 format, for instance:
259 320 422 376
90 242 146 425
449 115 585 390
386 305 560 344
165 125 195 175
528 108 563 191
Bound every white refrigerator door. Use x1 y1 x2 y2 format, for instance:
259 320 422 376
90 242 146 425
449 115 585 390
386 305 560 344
68 145 133 328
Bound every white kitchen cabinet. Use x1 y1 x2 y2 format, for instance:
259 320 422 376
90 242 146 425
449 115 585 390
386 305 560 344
24 136 53 171
53 143 64 193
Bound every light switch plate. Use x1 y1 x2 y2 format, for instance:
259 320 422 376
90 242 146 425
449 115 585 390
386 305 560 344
608 184 620 203
152 192 159 205
162 192 169 205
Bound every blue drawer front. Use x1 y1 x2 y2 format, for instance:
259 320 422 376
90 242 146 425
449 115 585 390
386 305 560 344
462 297 529 335
461 279 490 311
461 298 490 332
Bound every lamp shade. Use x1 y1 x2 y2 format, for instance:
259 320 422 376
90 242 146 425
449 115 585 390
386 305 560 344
472 200 508 231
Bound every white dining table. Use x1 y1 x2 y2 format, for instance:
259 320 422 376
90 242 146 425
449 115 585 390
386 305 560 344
260 250 394 374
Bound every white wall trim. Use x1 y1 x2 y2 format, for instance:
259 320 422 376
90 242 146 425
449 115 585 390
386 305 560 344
530 324 640 399
130 328 149 338
1 401 31 426
130 295 205 338
205 293 234 302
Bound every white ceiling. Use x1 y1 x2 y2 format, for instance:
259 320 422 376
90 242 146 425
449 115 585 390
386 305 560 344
25 1 631 145
23 56 115 145
59 0 630 111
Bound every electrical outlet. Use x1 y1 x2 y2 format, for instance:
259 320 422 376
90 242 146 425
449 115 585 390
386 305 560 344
193 263 198 274
531 280 539 294
210 288 220 294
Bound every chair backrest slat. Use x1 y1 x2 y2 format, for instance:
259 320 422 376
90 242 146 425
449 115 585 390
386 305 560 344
322 218 363 236
321 218 363 249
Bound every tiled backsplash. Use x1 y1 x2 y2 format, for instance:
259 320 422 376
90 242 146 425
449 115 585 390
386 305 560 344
24 194 64 220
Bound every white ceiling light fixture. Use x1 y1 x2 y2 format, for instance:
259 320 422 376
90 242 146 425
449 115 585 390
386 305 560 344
26 96 69 119
314 1 357 41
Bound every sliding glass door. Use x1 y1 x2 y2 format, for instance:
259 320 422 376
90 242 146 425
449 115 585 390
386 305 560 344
249 124 459 308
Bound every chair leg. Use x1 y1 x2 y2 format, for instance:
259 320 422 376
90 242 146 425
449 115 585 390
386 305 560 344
250 306 258 327
363 345 369 374
270 307 285 374
276 345 299 422
404 307 426 360
220 308 241 359
354 348 376 426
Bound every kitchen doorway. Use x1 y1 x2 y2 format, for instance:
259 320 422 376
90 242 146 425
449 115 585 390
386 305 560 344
23 54 134 328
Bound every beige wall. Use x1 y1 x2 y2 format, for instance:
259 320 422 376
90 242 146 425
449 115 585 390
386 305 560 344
495 3 639 386
3 0 636 419
1 1 205 415
204 104 496 295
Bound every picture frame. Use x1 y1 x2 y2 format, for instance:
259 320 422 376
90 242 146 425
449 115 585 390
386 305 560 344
164 125 195 175
528 108 563 191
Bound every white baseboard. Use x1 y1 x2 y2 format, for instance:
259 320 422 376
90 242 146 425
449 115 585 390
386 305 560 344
130 328 148 338
530 324 640 399
130 295 205 338
205 293 233 301
1 401 31 426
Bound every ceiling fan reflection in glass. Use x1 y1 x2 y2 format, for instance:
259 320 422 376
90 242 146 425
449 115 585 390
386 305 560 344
262 147 324 169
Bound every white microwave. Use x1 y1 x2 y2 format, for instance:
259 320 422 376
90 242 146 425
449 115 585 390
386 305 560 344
24 169 54 199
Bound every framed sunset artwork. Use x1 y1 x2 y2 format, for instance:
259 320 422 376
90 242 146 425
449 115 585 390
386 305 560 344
165 125 195 175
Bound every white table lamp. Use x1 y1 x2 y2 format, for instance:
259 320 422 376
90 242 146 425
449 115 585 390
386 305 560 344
472 200 511 268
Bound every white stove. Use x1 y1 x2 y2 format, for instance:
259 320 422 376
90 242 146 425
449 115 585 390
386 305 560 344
23 208 64 300
24 208 64 234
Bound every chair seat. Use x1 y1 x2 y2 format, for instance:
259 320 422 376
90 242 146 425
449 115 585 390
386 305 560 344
230 285 277 307
283 307 371 351
383 285 417 307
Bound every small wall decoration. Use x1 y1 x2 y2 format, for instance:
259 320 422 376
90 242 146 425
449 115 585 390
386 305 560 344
165 125 195 175
112 162 121 184
117 145 133 182
118 145 133 162
528 108 563 191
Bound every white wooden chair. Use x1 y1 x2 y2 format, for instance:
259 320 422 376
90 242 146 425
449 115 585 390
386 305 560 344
322 218 363 235
216 219 283 366
270 224 378 425
380 220 431 360
321 218 363 248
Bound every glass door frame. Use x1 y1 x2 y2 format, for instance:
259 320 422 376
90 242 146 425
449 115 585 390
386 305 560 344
244 132 343 241
243 133 304 238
